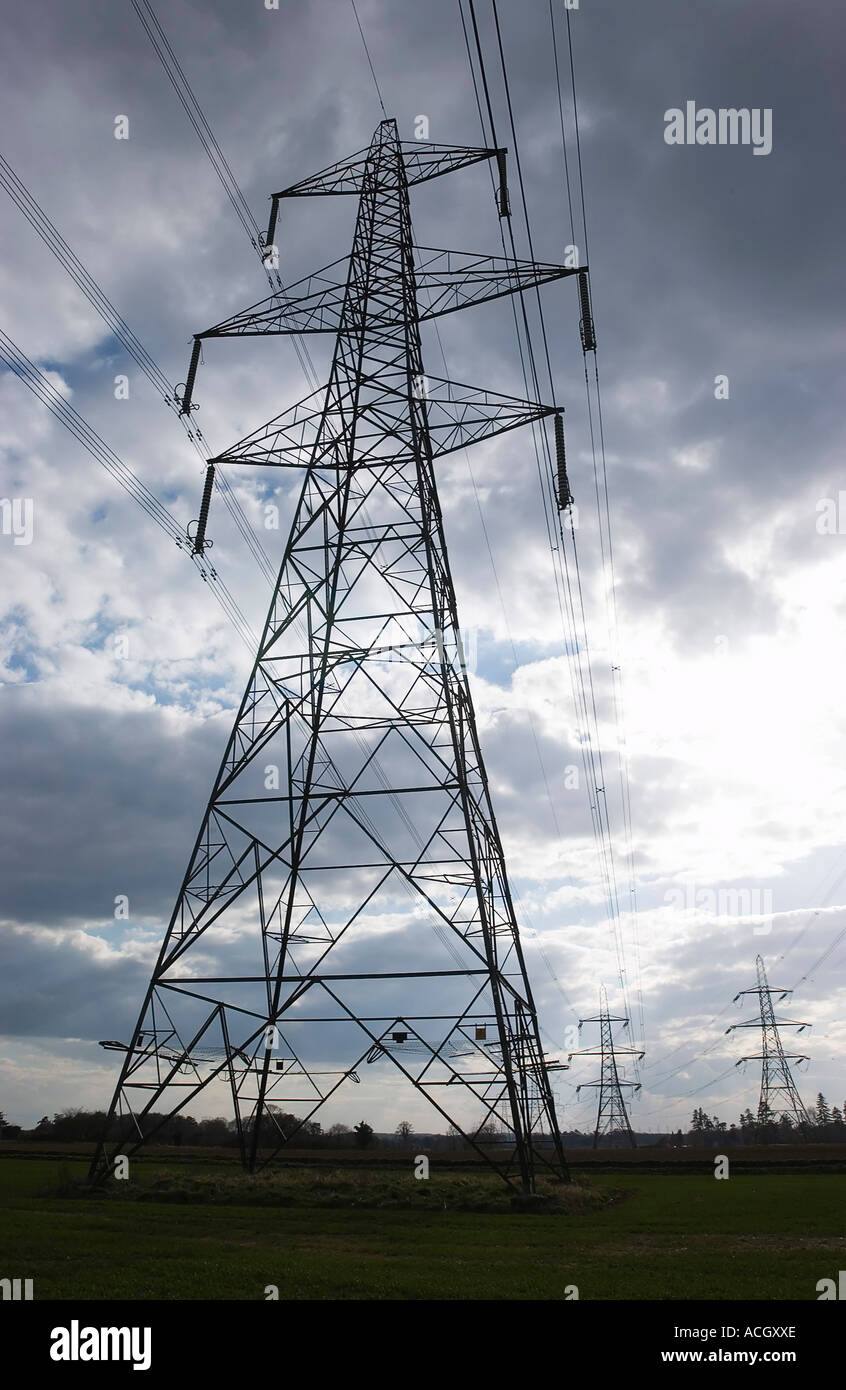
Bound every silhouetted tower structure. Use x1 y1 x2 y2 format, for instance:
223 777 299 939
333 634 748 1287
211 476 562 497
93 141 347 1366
91 120 587 1194
568 987 643 1148
726 954 812 1137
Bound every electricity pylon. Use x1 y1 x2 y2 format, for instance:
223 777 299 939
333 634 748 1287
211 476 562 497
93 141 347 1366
91 120 583 1193
568 987 643 1148
726 954 812 1138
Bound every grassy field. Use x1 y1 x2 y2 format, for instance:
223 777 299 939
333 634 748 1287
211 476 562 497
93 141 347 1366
1 1155 844 1300
1 1150 844 1301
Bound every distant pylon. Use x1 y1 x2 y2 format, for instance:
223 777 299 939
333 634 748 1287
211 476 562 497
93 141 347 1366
726 955 812 1138
568 987 643 1148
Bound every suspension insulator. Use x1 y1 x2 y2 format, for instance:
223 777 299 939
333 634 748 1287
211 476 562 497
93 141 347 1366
179 337 202 416
192 462 215 554
263 195 280 263
554 413 573 510
577 269 596 353
495 148 511 218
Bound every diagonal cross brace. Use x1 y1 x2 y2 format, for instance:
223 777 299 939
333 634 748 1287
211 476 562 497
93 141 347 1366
209 375 559 469
197 249 581 339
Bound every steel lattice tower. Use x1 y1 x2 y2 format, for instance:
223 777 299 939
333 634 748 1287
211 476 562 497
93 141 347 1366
726 955 812 1137
568 988 643 1148
91 120 582 1193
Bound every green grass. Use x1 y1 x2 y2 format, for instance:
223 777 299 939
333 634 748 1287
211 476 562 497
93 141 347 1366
1 1158 843 1299
73 1162 615 1214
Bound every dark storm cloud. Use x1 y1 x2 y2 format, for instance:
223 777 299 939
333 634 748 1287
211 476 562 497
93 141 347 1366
0 690 228 923
0 920 154 1041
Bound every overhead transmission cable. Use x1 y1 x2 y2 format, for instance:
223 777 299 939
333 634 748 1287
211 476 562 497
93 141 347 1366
484 1 628 998
790 919 846 992
453 2 611 1034
771 855 846 982
0 328 257 652
0 152 172 403
461 0 635 1030
128 0 324 569
426 315 582 1032
130 0 322 401
461 0 619 965
0 147 278 590
551 0 644 1047
461 0 608 888
532 0 644 1044
0 329 176 537
349 0 388 118
558 0 644 1045
540 0 642 1036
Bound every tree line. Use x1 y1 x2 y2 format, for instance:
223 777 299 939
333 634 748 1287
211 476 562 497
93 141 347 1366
662 1094 846 1148
2 1095 844 1149
0 1109 455 1149
0 1107 384 1148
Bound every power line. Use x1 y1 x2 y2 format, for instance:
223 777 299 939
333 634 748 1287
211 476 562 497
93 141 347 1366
349 0 388 118
0 330 179 538
0 153 171 402
563 0 589 262
549 0 576 247
492 2 631 1010
462 0 636 1029
636 1064 743 1124
546 0 644 1047
130 0 322 400
0 144 282 591
0 327 258 652
791 918 846 992
466 0 500 148
131 0 258 247
425 312 582 1028
459 0 621 981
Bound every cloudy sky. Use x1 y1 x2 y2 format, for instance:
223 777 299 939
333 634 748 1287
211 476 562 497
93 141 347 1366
1 0 845 1137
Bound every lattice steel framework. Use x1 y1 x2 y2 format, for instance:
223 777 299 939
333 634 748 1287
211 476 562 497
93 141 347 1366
91 120 581 1193
726 954 812 1136
568 987 643 1148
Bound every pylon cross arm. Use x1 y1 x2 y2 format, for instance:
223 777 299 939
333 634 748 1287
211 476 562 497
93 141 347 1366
414 248 581 321
402 143 503 187
196 251 579 342
271 149 371 199
271 141 501 201
210 375 558 470
201 260 349 338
